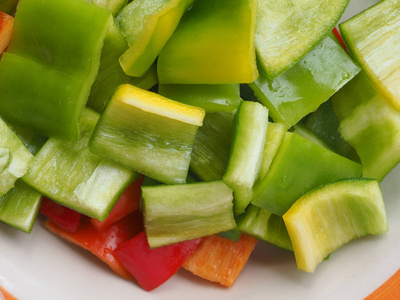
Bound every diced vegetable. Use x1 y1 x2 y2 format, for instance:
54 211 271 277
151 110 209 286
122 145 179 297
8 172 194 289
252 132 362 216
340 0 400 110
236 204 292 251
300 100 359 162
114 231 201 291
158 0 258 84
87 20 158 113
0 0 112 141
44 211 143 280
223 101 268 215
283 178 388 273
91 176 143 232
190 111 234 182
40 197 81 233
332 72 400 181
117 0 193 77
249 35 360 127
22 109 138 220
89 84 205 184
0 116 34 197
183 234 258 287
142 181 236 248
0 180 41 233
255 0 350 79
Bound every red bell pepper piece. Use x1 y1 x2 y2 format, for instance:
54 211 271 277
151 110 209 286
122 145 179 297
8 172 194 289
91 176 143 232
40 197 82 233
44 211 143 280
332 27 347 50
114 232 201 291
0 11 13 56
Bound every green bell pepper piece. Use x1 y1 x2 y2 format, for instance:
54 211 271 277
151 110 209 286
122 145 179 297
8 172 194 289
0 180 41 233
117 0 193 77
255 0 350 80
0 0 112 141
332 72 400 182
87 20 158 112
249 36 360 127
252 132 362 216
158 0 258 84
190 112 235 182
223 101 269 215
89 84 205 184
143 181 236 248
236 204 292 251
300 100 360 162
22 109 138 221
158 84 242 113
8 125 48 156
339 0 400 111
0 115 34 198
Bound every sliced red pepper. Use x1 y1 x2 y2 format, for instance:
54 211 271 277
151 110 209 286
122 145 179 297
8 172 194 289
0 11 13 56
114 231 201 291
40 197 82 233
44 211 143 280
91 176 143 232
332 27 347 50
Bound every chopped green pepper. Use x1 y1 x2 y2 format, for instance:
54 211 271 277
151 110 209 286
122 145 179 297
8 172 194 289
158 0 258 84
249 36 360 127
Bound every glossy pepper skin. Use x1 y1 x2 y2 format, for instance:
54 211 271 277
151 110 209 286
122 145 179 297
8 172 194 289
0 0 112 141
114 231 201 291
158 0 258 84
249 36 360 127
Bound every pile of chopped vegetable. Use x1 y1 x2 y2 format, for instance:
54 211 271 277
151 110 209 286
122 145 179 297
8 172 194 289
0 0 399 294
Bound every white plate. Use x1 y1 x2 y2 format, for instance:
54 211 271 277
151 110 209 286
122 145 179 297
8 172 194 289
0 0 392 299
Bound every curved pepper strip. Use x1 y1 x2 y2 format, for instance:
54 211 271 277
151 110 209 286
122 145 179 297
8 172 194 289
0 11 13 55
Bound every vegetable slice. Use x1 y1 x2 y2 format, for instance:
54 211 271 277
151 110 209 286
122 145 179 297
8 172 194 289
249 35 360 127
22 109 138 220
0 180 41 233
365 268 400 300
0 0 112 141
183 234 258 287
255 0 350 79
114 231 201 291
340 0 400 110
332 72 400 181
91 176 143 232
142 181 236 248
117 0 193 76
283 178 388 273
223 101 268 215
89 84 205 184
158 0 258 84
252 132 362 216
236 204 292 251
190 111 234 182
